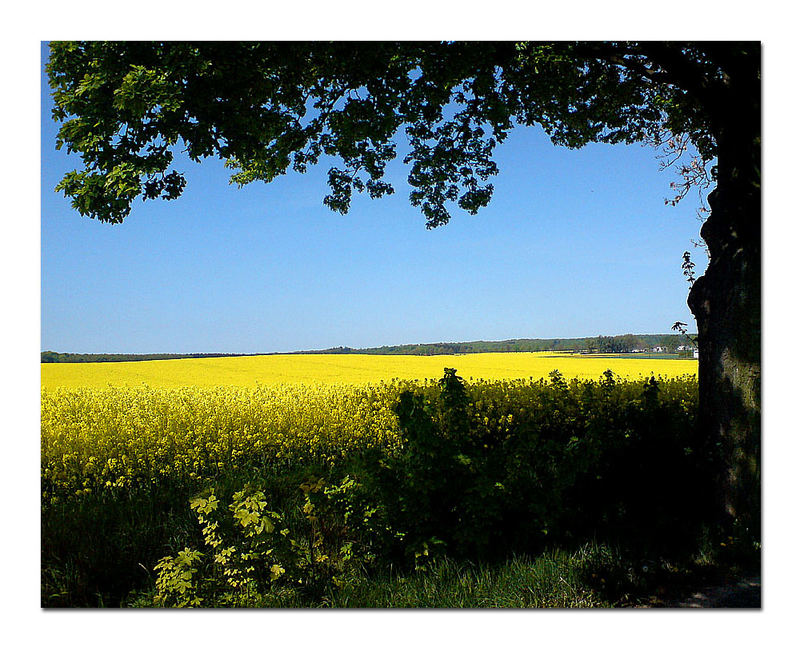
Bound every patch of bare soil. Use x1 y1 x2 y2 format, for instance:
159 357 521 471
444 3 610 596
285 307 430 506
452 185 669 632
635 573 761 609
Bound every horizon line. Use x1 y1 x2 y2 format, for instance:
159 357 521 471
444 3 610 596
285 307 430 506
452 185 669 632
41 331 698 356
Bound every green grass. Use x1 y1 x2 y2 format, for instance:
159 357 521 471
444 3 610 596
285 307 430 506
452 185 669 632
126 540 737 609
328 552 606 608
126 550 610 608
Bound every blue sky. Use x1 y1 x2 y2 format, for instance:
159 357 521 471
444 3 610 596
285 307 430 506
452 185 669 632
40 42 708 354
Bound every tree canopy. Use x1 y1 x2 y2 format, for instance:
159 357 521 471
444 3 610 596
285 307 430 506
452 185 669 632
47 41 745 226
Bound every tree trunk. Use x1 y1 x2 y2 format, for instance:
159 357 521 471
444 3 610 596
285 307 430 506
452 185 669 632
687 102 761 538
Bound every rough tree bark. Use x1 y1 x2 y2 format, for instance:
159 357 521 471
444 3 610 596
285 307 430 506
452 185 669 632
687 52 761 537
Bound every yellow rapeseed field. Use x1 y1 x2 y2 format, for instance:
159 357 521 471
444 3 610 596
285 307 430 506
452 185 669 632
41 382 403 499
41 352 696 389
41 353 698 501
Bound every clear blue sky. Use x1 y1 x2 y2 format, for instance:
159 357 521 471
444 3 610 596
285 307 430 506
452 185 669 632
40 42 708 354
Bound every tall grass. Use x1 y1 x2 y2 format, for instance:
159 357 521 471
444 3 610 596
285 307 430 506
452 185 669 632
330 552 605 608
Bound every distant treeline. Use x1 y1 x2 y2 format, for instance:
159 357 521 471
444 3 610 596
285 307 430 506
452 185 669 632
302 334 694 356
42 334 695 363
40 351 253 363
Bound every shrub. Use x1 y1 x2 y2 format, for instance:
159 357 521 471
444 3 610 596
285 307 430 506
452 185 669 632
322 369 710 566
149 482 371 607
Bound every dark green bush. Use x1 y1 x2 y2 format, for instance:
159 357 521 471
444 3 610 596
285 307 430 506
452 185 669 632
323 369 711 567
